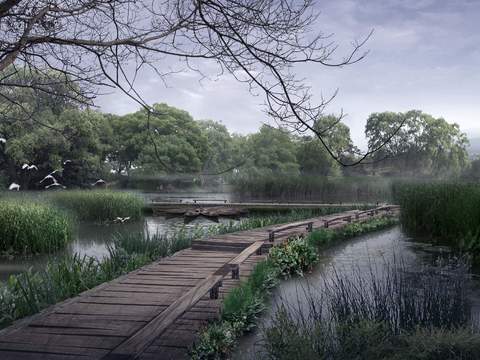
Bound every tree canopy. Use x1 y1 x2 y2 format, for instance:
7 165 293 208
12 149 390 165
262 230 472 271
365 110 469 177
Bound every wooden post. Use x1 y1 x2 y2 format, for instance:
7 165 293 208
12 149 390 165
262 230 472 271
324 220 329 228
269 231 275 242
210 281 222 299
346 215 352 223
355 212 360 220
306 222 313 232
231 264 240 280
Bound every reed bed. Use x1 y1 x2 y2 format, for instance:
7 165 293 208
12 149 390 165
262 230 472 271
0 200 73 255
393 182 480 256
263 256 477 360
232 175 392 203
46 190 144 222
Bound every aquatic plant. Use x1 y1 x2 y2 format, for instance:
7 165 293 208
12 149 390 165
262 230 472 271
393 182 480 258
47 190 144 222
0 200 73 255
269 236 318 277
232 175 392 203
263 255 476 360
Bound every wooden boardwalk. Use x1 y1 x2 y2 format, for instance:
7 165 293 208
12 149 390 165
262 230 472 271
0 206 398 360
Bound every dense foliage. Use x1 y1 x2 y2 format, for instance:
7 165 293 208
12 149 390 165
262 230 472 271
393 182 480 259
0 72 471 190
0 201 73 255
366 110 469 178
46 190 144 222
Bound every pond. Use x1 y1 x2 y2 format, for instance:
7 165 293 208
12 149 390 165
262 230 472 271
234 226 480 359
0 189 238 281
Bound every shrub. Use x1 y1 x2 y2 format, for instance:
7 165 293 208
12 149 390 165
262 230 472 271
0 200 73 255
269 236 318 277
47 190 144 222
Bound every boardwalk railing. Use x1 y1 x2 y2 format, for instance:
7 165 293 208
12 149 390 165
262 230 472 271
268 220 314 242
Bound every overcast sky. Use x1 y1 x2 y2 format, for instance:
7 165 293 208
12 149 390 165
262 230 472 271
96 0 480 148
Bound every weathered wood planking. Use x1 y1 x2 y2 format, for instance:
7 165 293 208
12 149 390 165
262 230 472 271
0 206 397 360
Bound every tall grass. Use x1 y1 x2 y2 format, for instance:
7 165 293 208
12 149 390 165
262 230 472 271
264 256 477 360
47 190 144 222
0 230 190 328
393 182 480 257
232 175 392 203
0 200 73 255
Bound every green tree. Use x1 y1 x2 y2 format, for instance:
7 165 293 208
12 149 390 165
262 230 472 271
365 110 469 177
244 125 299 175
105 103 208 175
297 116 355 176
198 120 235 174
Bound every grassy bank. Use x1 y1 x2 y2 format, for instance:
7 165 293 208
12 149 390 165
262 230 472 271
47 190 144 222
190 216 398 359
232 175 392 203
393 182 480 258
0 201 73 255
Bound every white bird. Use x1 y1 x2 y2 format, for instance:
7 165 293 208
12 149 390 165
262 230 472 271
92 179 106 187
63 160 72 165
22 163 38 171
114 216 131 223
40 174 56 183
45 179 66 190
0 138 6 144
8 183 20 191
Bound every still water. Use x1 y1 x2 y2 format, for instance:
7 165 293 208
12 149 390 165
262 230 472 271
234 227 480 359
0 189 238 281
0 215 239 281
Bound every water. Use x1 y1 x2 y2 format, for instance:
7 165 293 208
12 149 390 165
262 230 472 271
234 227 480 359
0 190 237 281
0 215 240 282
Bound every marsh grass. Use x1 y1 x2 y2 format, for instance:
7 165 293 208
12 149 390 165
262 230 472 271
0 200 73 255
47 190 144 222
393 182 480 259
232 175 392 203
263 255 477 360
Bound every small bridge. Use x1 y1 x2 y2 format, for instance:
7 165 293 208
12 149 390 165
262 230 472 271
0 205 399 360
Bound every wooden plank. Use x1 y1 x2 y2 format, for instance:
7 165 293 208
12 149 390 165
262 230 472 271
104 274 224 359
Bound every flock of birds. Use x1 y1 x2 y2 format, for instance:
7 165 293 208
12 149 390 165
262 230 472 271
2 137 106 192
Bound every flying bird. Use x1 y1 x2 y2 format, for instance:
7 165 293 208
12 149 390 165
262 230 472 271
45 179 66 190
22 164 38 171
0 138 6 144
40 174 56 183
63 160 72 165
114 216 131 224
8 183 20 191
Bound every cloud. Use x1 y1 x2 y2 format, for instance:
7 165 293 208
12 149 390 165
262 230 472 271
95 0 480 148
